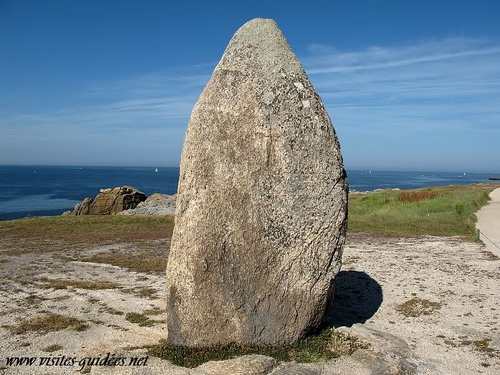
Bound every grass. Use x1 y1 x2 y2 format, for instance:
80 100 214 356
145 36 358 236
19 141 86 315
442 336 499 359
349 184 495 239
98 305 125 316
125 312 163 327
6 313 88 334
39 277 120 290
0 184 496 255
82 252 167 274
43 344 63 352
143 307 165 316
398 190 439 203
396 297 442 317
146 328 368 368
0 215 174 254
122 286 159 299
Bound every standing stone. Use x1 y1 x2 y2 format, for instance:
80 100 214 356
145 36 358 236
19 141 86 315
166 18 348 347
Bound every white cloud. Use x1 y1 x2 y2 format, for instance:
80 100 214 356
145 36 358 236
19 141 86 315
1 38 499 169
303 38 500 133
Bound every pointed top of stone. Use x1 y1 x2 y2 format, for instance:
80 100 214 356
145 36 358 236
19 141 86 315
216 18 305 77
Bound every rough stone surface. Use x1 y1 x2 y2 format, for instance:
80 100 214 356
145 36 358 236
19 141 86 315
119 193 176 216
195 355 278 375
166 18 348 347
65 186 146 215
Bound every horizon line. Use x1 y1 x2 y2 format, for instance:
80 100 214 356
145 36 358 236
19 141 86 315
0 164 498 175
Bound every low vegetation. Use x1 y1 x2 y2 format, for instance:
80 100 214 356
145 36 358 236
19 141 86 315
472 338 500 358
82 251 167 274
0 215 174 251
146 328 368 367
43 344 63 352
0 184 496 259
39 277 119 290
442 336 499 359
396 297 442 317
6 313 88 334
98 305 125 316
122 286 159 299
398 190 439 203
349 184 495 239
125 312 163 327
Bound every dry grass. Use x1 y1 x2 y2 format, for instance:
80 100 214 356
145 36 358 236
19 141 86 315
0 215 174 255
125 312 163 327
399 191 438 202
39 277 119 290
442 337 500 359
472 338 499 357
82 252 167 274
143 307 165 316
43 344 63 352
24 294 48 304
121 286 159 299
396 297 442 317
6 313 88 334
98 305 125 316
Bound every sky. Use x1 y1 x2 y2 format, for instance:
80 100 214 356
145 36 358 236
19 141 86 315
1 0 499 172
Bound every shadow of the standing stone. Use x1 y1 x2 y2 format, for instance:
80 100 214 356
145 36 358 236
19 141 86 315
323 270 383 328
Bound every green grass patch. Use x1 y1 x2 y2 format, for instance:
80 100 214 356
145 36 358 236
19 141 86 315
0 184 496 252
146 329 368 368
348 184 495 239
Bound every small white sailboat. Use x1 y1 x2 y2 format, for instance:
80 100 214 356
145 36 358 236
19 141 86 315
155 168 159 173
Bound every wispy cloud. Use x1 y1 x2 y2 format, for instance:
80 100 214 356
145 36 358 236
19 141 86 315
1 38 499 169
306 38 500 73
304 38 500 128
301 37 500 170
1 67 211 132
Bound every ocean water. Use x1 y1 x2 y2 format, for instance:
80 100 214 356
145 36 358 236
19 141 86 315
0 166 494 220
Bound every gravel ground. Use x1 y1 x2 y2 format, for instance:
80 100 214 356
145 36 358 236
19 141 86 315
0 232 498 374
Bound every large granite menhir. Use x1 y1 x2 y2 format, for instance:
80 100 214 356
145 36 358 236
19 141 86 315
166 18 348 347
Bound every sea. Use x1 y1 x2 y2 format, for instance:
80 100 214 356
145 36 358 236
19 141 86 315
0 165 495 220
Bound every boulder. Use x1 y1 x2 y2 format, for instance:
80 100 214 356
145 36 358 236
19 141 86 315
166 18 348 347
66 186 146 215
119 193 176 216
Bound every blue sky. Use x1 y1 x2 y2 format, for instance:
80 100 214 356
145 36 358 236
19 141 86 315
1 1 499 172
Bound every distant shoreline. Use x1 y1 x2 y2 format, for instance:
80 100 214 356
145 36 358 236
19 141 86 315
2 181 499 222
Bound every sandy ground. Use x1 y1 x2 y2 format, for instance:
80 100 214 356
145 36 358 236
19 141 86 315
0 232 499 374
477 188 500 257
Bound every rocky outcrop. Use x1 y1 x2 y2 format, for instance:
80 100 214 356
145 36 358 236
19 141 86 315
64 186 146 215
118 193 176 216
166 18 348 347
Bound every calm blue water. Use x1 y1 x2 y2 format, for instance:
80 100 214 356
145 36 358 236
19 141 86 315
0 166 494 220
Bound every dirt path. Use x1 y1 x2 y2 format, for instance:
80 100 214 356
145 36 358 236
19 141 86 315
0 232 499 374
477 188 500 257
